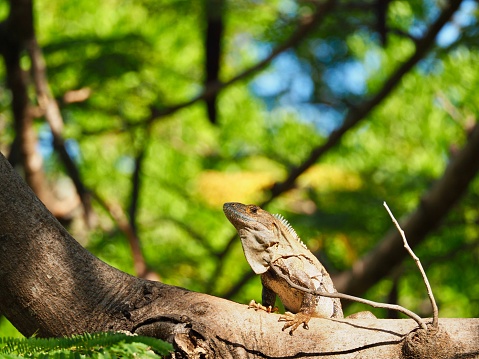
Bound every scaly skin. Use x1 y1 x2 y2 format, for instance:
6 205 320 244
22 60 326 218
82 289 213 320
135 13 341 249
223 202 344 335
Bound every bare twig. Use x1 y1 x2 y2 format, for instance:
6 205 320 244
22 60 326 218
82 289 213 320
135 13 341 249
383 202 439 328
27 37 93 223
62 87 91 104
270 265 428 330
128 145 146 235
91 190 149 279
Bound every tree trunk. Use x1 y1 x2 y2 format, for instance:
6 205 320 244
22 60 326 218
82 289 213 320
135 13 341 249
0 152 478 358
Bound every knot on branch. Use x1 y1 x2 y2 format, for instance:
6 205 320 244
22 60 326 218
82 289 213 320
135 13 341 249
402 325 459 359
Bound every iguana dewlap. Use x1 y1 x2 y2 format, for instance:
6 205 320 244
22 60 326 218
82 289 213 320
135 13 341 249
223 202 344 334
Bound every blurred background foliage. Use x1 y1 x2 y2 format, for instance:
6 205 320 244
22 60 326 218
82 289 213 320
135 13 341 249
1 0 479 337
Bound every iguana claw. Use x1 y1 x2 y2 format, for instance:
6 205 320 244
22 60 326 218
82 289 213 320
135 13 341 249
279 311 311 335
248 300 278 313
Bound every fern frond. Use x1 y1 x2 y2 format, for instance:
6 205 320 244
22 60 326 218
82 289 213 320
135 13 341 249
0 331 173 358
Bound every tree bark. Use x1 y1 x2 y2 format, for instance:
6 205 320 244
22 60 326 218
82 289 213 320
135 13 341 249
0 152 478 358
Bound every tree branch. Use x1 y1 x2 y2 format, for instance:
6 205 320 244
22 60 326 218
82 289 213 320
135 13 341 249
1 152 478 357
27 37 92 221
1 0 57 212
90 190 152 279
264 0 464 202
128 145 146 236
383 202 439 328
204 0 225 124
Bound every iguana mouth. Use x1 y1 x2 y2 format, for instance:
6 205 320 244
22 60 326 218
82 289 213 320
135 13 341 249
223 202 254 225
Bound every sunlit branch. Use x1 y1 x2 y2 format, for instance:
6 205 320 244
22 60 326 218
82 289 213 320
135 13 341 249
2 0 60 215
27 38 92 221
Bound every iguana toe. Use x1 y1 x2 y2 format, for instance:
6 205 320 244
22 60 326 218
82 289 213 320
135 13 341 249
248 300 278 313
279 311 311 335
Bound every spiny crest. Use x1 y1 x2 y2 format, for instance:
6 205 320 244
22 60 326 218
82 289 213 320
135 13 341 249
272 213 307 249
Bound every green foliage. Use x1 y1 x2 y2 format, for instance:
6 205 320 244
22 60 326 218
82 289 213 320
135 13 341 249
0 332 172 359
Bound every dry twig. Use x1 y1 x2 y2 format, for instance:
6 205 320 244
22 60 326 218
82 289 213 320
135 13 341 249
383 201 439 328
270 265 428 330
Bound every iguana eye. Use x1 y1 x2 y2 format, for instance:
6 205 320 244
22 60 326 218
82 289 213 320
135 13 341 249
248 205 259 214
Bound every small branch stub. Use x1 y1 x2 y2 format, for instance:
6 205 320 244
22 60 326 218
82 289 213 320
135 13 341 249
402 325 458 359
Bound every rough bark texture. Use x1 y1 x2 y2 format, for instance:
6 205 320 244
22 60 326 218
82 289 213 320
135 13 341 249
1 152 479 358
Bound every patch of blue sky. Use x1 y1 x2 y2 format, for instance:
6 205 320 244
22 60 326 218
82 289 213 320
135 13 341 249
403 0 476 46
251 47 366 134
65 138 81 162
323 61 366 96
38 124 54 158
363 50 382 73
312 38 348 61
37 123 81 163
296 103 344 135
251 51 309 99
436 0 477 47
253 49 367 99
417 1 477 74
277 0 298 18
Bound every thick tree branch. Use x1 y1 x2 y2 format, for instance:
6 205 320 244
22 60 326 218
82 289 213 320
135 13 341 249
204 0 225 124
334 121 479 297
1 0 55 212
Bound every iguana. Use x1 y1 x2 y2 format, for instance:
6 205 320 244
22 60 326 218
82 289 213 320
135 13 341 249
223 202 345 335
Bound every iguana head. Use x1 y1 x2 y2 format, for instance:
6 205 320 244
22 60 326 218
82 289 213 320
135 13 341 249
223 202 306 274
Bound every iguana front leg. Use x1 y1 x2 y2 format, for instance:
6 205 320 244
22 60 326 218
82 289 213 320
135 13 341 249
279 292 318 335
248 285 278 313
